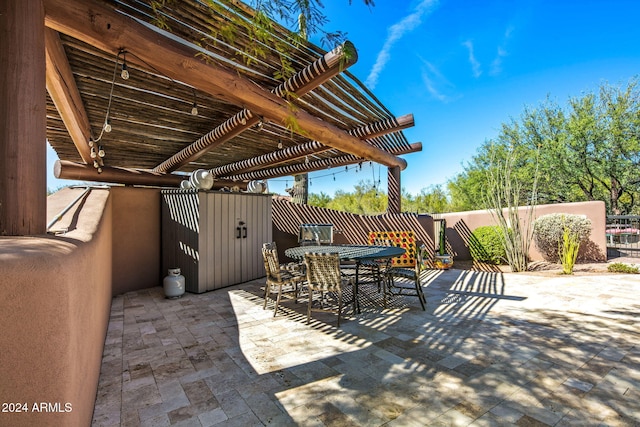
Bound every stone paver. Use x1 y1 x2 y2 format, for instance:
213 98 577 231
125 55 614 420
92 268 640 426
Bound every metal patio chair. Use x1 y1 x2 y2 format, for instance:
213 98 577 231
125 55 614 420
384 235 426 310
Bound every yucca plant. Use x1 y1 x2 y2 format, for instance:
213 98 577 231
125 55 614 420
559 225 580 274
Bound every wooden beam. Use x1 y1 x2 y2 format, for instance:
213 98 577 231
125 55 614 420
224 142 422 181
44 0 407 170
154 42 358 173
0 0 47 235
44 27 92 164
54 160 246 189
209 113 415 177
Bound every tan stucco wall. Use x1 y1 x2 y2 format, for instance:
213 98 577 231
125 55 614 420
110 187 161 295
0 187 113 427
0 186 163 426
440 201 607 261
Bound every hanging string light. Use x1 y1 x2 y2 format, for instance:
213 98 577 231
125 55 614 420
277 139 283 149
120 51 129 80
191 89 198 116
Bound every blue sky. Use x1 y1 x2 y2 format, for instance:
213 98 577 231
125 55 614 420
47 0 640 196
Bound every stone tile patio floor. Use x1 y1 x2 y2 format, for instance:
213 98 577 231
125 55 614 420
92 267 640 426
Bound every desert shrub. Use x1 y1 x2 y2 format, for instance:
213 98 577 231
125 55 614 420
470 225 506 264
607 263 639 274
533 214 592 261
559 226 581 274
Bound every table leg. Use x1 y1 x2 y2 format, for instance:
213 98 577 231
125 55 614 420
355 261 360 314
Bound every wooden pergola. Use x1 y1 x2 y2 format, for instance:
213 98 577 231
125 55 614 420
0 0 420 235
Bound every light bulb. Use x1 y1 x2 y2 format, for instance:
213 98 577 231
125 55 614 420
191 103 198 116
277 140 283 149
98 146 105 158
97 167 103 174
305 156 309 164
93 160 99 168
103 119 112 133
90 146 97 159
121 63 129 80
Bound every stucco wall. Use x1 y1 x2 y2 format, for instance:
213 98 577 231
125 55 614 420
440 200 607 261
0 186 162 426
0 187 113 427
110 187 161 295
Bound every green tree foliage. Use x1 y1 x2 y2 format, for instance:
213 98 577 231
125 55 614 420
307 192 332 208
307 180 387 214
402 185 451 213
448 78 640 214
307 181 453 214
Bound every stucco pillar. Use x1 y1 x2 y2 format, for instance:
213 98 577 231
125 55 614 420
387 166 401 214
0 0 47 235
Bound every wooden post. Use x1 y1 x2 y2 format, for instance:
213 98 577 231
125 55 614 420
0 0 46 235
387 166 401 214
291 174 309 204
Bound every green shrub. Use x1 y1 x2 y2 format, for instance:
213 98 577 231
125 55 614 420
470 225 506 264
533 214 592 262
607 263 639 274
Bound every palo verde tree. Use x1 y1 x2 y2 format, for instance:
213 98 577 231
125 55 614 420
448 78 640 214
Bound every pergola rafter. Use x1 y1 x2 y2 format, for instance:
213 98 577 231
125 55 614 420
44 0 408 171
209 114 415 177
153 41 359 173
223 143 422 182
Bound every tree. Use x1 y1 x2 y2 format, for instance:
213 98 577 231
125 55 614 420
448 78 640 214
328 180 387 214
402 185 450 213
307 192 332 208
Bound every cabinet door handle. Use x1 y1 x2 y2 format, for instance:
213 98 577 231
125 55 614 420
242 226 247 238
236 227 242 238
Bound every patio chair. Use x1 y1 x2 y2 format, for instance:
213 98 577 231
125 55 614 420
382 232 426 310
363 231 425 310
359 235 393 291
262 241 305 275
304 252 355 326
262 245 305 317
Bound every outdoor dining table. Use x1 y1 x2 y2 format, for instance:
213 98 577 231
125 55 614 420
284 244 406 313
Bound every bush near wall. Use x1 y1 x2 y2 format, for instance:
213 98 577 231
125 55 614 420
533 213 592 262
470 225 507 264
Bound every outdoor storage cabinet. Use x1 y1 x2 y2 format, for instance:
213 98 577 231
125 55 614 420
161 190 272 293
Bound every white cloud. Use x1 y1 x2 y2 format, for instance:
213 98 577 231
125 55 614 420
490 25 514 76
462 40 482 78
366 0 438 89
419 58 457 102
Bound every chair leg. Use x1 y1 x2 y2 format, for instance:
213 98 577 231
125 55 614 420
337 289 342 327
307 290 313 324
415 278 425 310
382 274 388 308
274 285 283 317
263 282 270 310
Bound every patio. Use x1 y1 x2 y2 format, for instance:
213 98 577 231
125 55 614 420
92 268 640 426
